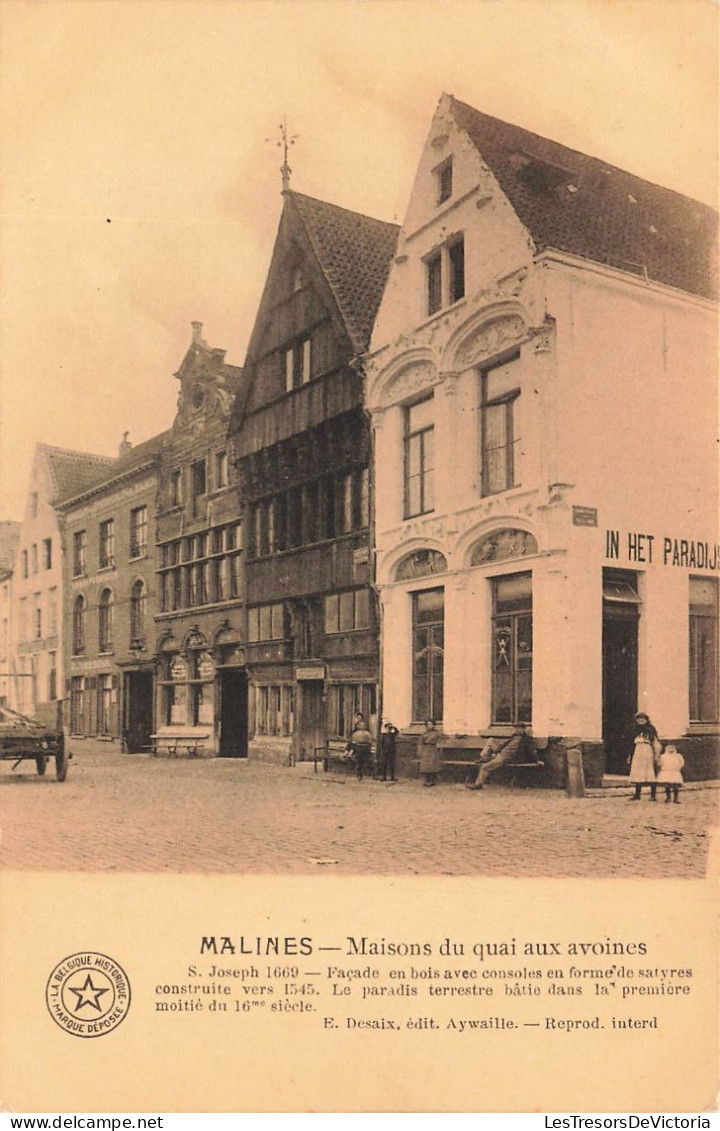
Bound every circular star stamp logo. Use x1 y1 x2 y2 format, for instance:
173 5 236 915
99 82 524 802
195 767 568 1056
46 952 131 1038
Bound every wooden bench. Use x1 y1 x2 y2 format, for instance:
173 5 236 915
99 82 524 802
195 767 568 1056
150 733 210 758
313 745 377 776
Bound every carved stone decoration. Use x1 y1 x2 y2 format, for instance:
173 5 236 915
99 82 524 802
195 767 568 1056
454 315 526 369
185 627 208 650
395 548 448 581
381 361 436 408
470 529 539 566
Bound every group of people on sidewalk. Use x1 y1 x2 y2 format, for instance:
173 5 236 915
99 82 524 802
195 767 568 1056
347 709 686 799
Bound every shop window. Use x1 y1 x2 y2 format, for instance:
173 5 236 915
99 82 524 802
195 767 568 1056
412 587 444 722
491 572 532 724
481 354 521 496
98 674 113 735
689 577 719 723
72 595 86 655
327 683 377 741
130 506 148 559
404 397 434 518
98 588 114 653
99 519 115 569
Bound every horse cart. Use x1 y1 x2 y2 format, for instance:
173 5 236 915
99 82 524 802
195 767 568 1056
0 705 68 781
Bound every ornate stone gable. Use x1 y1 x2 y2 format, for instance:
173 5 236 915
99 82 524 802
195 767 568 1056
173 324 238 438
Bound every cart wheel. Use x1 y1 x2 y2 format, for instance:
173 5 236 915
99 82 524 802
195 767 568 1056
55 741 68 782
36 756 48 775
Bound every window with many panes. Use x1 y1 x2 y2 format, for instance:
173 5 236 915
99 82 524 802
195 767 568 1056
491 572 532 724
99 519 115 569
404 397 434 518
481 354 521 496
412 587 444 722
158 523 241 612
129 506 148 559
73 530 87 576
689 577 719 722
327 683 377 740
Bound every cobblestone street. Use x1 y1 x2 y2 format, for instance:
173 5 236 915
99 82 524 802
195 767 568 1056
0 741 716 877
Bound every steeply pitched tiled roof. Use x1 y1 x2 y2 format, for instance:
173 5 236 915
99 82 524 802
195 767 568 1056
0 521 21 572
290 192 399 352
53 431 169 507
41 445 117 505
449 96 717 300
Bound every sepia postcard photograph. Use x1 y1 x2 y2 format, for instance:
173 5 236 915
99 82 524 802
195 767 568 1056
0 0 718 1116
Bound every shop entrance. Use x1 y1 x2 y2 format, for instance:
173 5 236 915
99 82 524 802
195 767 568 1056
602 571 640 775
218 669 248 757
296 679 325 762
123 671 154 752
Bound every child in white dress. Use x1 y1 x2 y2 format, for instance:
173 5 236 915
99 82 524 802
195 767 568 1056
656 743 684 804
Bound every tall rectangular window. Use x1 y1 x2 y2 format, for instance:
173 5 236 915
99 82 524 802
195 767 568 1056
31 544 38 573
21 550 28 579
99 519 115 569
492 572 532 724
436 158 453 204
404 397 434 518
426 252 442 316
449 237 465 303
129 506 148 559
170 469 183 506
215 450 228 488
689 577 719 722
412 587 444 722
42 538 52 570
481 355 521 496
73 531 87 576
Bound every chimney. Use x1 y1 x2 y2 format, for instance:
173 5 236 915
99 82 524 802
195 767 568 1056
191 321 204 346
119 432 132 458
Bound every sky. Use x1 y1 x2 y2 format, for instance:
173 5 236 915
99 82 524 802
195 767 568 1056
0 0 717 521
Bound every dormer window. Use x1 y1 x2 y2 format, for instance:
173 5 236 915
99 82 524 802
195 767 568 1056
436 158 453 205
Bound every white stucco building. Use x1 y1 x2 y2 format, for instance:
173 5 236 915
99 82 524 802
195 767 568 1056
364 95 718 783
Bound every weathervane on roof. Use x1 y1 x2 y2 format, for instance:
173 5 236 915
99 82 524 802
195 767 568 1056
275 119 298 191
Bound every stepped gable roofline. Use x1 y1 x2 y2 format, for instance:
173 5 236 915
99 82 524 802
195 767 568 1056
289 190 400 354
447 95 717 300
174 323 245 394
38 444 117 506
54 431 169 510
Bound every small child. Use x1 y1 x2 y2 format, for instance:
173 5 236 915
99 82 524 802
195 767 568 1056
656 743 685 803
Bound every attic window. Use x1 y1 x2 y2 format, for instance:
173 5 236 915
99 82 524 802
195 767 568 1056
435 158 453 205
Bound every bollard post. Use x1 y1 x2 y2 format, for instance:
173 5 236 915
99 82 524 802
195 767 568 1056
566 746 586 798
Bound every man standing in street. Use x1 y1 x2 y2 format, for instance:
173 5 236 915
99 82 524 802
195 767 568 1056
378 720 399 781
